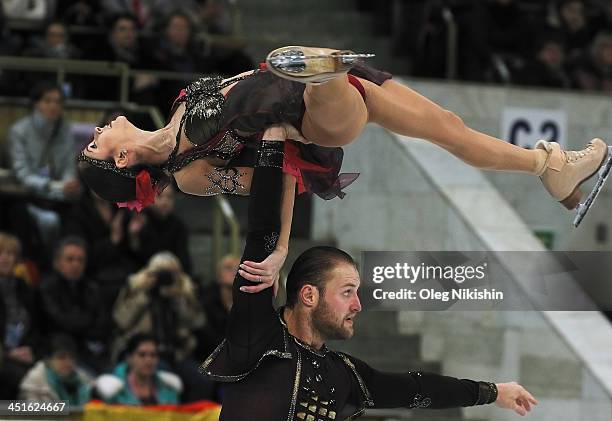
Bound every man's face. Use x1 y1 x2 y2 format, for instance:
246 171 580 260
34 89 63 122
312 263 361 340
112 18 137 49
54 245 86 281
48 352 76 378
128 341 158 378
46 23 67 48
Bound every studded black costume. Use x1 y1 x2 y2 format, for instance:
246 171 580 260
200 142 498 420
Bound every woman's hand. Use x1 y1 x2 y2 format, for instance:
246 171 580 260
238 247 288 297
495 382 538 416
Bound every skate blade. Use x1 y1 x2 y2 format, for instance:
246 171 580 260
573 146 612 227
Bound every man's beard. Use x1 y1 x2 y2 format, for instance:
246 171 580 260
311 299 354 341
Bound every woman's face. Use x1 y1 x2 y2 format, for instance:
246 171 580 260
83 115 133 161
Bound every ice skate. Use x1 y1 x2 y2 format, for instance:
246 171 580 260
535 138 609 225
266 46 374 84
572 145 612 227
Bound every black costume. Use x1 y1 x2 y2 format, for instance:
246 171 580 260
167 64 390 200
200 142 497 420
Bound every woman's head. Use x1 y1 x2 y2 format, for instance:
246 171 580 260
125 334 159 378
77 115 170 204
31 81 64 122
46 334 78 378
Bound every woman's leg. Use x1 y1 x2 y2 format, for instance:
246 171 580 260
300 75 369 147
365 79 545 173
299 75 545 173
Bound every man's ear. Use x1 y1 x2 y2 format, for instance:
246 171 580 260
300 284 319 308
114 149 130 168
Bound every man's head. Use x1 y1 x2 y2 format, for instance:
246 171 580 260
0 232 20 278
45 21 68 48
164 12 192 49
53 236 87 282
31 81 64 122
110 14 138 49
216 254 240 288
125 334 159 379
286 246 361 340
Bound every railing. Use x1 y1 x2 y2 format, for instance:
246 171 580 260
0 57 241 263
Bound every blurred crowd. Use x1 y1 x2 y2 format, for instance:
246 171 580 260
360 0 612 92
0 0 253 113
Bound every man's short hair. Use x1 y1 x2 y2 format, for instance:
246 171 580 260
285 246 357 308
53 236 87 261
29 80 64 105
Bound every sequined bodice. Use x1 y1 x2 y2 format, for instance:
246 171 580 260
165 72 256 173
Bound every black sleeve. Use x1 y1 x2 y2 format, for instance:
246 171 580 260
349 355 492 409
224 141 285 370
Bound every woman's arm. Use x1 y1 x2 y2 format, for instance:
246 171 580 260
239 173 296 294
175 160 254 197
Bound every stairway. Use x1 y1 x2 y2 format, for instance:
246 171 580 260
238 0 409 73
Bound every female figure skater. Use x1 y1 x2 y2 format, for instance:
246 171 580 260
77 46 610 288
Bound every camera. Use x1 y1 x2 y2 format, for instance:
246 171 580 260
149 269 176 296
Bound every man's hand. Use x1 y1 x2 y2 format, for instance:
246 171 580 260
495 382 538 416
239 247 288 297
8 346 34 364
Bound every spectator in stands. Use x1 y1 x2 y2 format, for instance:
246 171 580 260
196 253 238 357
571 30 612 92
94 334 181 405
25 21 81 59
8 82 81 255
113 251 213 401
452 0 535 82
2 0 55 27
39 236 109 373
19 334 91 404
60 0 104 27
0 233 38 399
156 10 212 74
517 31 573 89
191 0 254 75
127 183 192 274
555 0 599 61
113 251 204 363
63 190 139 321
90 13 159 102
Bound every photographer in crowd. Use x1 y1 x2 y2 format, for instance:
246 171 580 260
112 251 213 401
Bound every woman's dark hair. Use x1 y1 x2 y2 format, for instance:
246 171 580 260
30 80 64 105
285 246 357 308
77 157 170 203
46 333 78 358
125 333 157 356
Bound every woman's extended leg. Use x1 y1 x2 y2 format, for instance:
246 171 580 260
300 74 544 172
299 74 607 208
365 79 544 173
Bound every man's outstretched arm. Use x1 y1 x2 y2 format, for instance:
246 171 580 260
350 356 537 416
